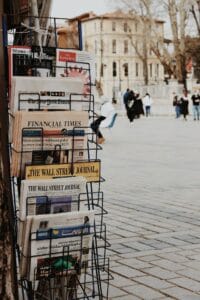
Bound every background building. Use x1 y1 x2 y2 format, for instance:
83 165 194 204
81 10 165 101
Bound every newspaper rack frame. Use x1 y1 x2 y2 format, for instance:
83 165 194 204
6 14 111 299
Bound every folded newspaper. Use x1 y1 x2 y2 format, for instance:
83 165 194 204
18 177 87 249
10 77 84 112
19 177 87 221
11 110 88 177
20 210 94 284
56 49 96 85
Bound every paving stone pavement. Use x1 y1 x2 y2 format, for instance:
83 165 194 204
99 115 200 300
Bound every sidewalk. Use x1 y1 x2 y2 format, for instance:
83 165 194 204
100 115 200 299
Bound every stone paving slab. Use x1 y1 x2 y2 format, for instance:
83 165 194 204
99 116 200 299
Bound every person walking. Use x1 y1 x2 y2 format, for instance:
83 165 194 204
191 91 200 121
143 93 153 117
172 93 181 118
90 98 115 144
180 91 189 121
134 91 144 119
126 90 136 123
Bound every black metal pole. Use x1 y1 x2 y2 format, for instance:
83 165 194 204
0 3 19 299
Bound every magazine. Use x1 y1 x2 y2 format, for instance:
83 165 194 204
10 76 84 112
11 111 88 177
20 210 94 283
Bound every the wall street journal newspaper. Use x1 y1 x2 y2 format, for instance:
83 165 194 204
19 177 87 220
18 177 87 250
25 161 101 182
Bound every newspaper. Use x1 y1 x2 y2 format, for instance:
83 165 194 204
8 46 31 97
18 177 87 250
20 210 94 283
10 76 84 112
19 177 87 221
25 161 101 182
11 111 88 177
56 49 96 85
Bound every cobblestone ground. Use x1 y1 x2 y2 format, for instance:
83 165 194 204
99 115 200 300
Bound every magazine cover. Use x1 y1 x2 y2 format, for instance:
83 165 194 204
11 111 88 177
20 210 94 282
10 76 84 112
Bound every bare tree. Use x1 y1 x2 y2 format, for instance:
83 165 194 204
110 0 192 88
190 0 200 36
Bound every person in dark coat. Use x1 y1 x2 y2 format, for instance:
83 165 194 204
126 90 137 123
134 91 144 118
180 92 189 120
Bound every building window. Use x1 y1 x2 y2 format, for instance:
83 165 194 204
100 20 103 31
135 41 138 53
136 62 139 77
124 63 128 77
95 40 97 54
95 63 97 77
124 40 128 54
113 61 117 77
112 21 116 31
156 64 159 77
124 22 128 32
85 41 89 51
100 63 104 77
149 63 153 77
101 39 104 53
135 22 138 32
112 39 116 54
94 22 96 32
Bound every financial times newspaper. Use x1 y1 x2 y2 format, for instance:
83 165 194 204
20 210 94 283
11 111 88 177
10 77 84 112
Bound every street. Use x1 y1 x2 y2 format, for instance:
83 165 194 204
100 115 200 299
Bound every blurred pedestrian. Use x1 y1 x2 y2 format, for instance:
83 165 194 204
172 93 181 118
180 90 189 121
143 93 153 117
191 91 200 121
126 90 136 123
90 98 115 144
134 91 144 119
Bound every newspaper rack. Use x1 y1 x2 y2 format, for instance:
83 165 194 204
6 14 111 299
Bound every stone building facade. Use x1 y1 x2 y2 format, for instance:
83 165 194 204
81 11 165 101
